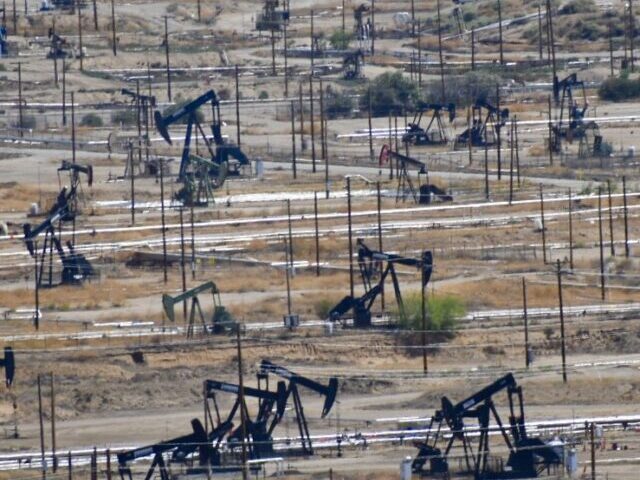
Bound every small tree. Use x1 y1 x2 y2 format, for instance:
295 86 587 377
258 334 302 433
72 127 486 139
324 86 354 119
396 293 465 335
361 72 421 116
329 29 354 50
80 113 103 127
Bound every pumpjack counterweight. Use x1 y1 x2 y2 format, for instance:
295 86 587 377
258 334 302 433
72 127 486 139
454 99 509 150
412 373 562 479
154 89 251 206
328 239 433 327
259 359 338 455
23 162 94 288
402 103 456 146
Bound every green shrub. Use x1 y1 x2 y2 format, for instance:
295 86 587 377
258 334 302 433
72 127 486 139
111 109 137 126
559 0 597 15
361 72 421 116
16 115 37 130
313 297 340 319
423 70 501 107
329 29 354 50
599 76 640 102
396 293 465 333
258 90 269 100
324 86 354 119
80 113 103 127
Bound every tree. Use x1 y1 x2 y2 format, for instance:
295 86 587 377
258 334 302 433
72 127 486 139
361 72 421 116
324 86 354 119
329 29 354 50
80 113 104 127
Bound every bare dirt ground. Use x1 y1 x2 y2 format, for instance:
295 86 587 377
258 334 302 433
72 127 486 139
1 0 640 478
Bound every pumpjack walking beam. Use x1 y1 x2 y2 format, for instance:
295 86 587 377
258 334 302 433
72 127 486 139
402 102 455 146
154 89 251 205
162 281 236 337
454 99 509 149
117 418 211 480
23 182 94 287
328 239 433 327
379 145 453 204
259 360 338 455
412 373 562 478
550 73 603 156
204 379 287 462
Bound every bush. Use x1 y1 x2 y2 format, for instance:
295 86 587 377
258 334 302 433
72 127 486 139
423 70 501 107
598 76 640 102
111 109 137 126
361 72 421 116
396 293 465 333
16 115 37 130
329 29 354 50
313 297 341 319
258 90 269 100
559 0 597 15
324 86 354 119
80 113 103 127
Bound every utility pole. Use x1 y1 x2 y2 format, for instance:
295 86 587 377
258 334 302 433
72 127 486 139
598 187 606 301
436 0 445 103
290 101 297 179
623 176 630 258
411 0 415 37
629 0 635 72
537 4 543 61
609 23 614 76
77 0 83 71
92 0 98 30
568 189 574 271
314 192 320 276
546 0 557 95
111 0 117 56
607 180 615 256
52 18 59 87
164 16 171 101
50 373 57 473
17 62 23 137
71 91 76 164
522 278 530 369
421 253 428 374
129 142 135 225
347 177 354 299
235 65 241 146
38 375 47 480
556 259 567 384
160 162 168 283
471 28 475 70
367 87 374 162
496 84 502 180
62 59 67 126
283 23 289 97
540 184 547 264
309 76 316 173
34 240 39 330
179 207 187 321
236 329 248 480
371 0 375 55
190 206 196 280
497 0 504 65
310 9 314 76
298 82 305 149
